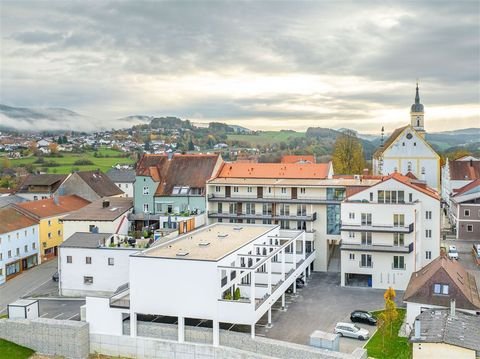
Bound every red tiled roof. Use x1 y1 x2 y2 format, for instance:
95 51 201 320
0 207 38 234
281 155 315 164
216 162 331 179
453 178 480 197
16 195 90 219
449 160 480 181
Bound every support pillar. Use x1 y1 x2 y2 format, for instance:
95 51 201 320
293 279 297 294
130 312 137 337
267 308 272 328
213 320 219 346
251 323 255 339
281 293 286 310
178 316 185 343
303 268 307 286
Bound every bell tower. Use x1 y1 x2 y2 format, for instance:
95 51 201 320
410 82 425 137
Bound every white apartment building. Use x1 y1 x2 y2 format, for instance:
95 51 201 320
85 223 315 344
340 173 440 290
206 162 380 271
59 232 142 297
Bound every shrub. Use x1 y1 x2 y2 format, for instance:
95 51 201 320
224 292 232 300
234 287 241 300
73 159 94 165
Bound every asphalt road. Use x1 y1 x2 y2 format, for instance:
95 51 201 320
38 299 85 321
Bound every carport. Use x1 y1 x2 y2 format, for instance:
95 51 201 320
344 273 372 287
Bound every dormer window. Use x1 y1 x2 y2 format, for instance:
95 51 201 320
433 284 449 295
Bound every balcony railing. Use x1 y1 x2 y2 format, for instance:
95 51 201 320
208 194 342 204
341 222 414 233
208 211 318 221
341 242 414 253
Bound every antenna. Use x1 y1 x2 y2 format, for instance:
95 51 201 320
380 126 385 147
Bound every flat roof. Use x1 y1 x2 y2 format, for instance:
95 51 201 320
141 223 278 261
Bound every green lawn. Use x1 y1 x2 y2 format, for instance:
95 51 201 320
227 131 305 146
0 339 34 359
9 147 135 174
365 308 411 359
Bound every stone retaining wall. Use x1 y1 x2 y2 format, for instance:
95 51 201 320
0 318 89 359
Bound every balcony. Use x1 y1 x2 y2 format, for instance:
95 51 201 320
208 194 342 204
109 283 130 309
341 242 414 253
341 222 414 233
208 211 318 221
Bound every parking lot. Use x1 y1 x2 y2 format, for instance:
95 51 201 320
442 238 480 284
37 299 85 321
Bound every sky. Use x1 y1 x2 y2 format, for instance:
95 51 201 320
0 1 479 133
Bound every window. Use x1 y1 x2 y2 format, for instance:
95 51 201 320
393 256 405 270
125 184 128 188
297 204 307 216
394 233 404 246
349 212 355 219
84 276 93 284
247 187 252 193
421 166 425 174
361 213 372 226
425 229 432 238
143 186 149 195
246 203 255 215
217 203 223 213
48 233 52 239
280 220 290 229
0 253 2 261
467 225 473 232
433 284 449 295
268 187 272 194
229 203 237 214
16 248 19 256
24 245 28 253
67 256 72 263
370 192 373 201
349 232 355 238
378 191 384 203
409 193 413 202
464 209 470 217
279 204 290 216
118 183 122 188
425 251 432 260
262 203 272 215
349 253 355 260
425 211 432 220
48 220 51 226
361 232 372 245
108 258 114 266
57 230 61 236
8 250 11 258
300 188 306 194
24 230 27 237
32 242 36 250
86 257 92 264
360 254 372 268
143 203 149 213
32 228 35 234
215 186 221 192
233 186 239 193
33 196 38 200
378 190 405 204
281 187 287 194
393 214 405 227
407 162 412 172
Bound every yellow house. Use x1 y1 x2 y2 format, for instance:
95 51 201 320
16 195 90 262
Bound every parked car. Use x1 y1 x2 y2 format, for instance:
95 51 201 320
448 245 459 260
334 322 370 340
350 310 377 325
52 271 59 282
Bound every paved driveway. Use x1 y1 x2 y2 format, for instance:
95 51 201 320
260 272 404 354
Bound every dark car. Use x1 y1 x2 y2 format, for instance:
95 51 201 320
52 271 59 282
350 310 377 325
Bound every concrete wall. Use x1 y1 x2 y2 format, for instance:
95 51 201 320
63 213 129 239
412 342 475 359
61 173 101 202
0 317 89 359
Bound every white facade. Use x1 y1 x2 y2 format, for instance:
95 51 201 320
59 243 139 297
340 177 440 290
0 223 39 285
86 223 315 345
405 301 479 329
373 127 440 192
62 213 130 240
115 182 134 198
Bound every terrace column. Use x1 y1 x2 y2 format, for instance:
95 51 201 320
251 323 255 339
130 312 137 337
302 233 306 260
178 316 185 343
293 278 297 294
251 271 256 309
267 260 272 294
213 320 219 346
267 308 272 328
281 249 286 281
292 243 297 267
281 293 286 311
304 269 307 286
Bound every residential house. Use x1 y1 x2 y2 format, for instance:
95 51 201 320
280 155 315 164
0 207 39 285
403 254 480 328
410 308 480 359
0 195 27 209
15 195 91 263
449 179 480 240
85 223 314 343
206 161 380 271
340 172 440 290
61 170 125 202
59 232 142 297
373 84 441 191
106 169 136 198
16 174 67 201
61 197 133 240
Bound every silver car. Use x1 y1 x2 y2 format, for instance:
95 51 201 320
334 322 370 340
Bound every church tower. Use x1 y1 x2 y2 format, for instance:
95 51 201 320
410 83 425 137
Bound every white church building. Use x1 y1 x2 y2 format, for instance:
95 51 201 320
373 84 441 192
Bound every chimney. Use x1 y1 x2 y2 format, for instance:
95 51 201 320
102 199 110 208
168 151 174 161
450 299 456 317
363 168 369 176
53 193 59 205
414 319 421 339
470 159 473 167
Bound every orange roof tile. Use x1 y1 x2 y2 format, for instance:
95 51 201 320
16 195 91 219
216 162 331 179
387 172 440 200
281 155 315 164
0 207 38 234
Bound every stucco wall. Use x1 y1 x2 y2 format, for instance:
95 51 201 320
412 342 475 359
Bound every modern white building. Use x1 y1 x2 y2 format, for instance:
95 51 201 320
0 207 39 285
61 197 133 240
340 173 440 290
85 223 315 344
106 169 136 198
59 232 143 297
373 84 441 192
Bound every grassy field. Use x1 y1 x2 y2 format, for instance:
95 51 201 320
8 147 135 174
227 131 305 146
365 308 411 359
0 339 35 359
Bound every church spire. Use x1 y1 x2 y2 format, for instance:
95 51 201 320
415 82 420 104
411 82 425 136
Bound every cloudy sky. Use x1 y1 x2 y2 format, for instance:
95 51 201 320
1 1 479 133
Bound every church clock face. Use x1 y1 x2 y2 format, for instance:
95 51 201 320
406 133 413 140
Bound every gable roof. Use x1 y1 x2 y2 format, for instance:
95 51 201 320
215 162 331 179
0 207 37 234
448 160 480 181
411 309 480 353
403 255 480 310
16 195 90 219
0 195 27 209
281 155 315 164
373 126 408 159
106 169 136 183
60 232 114 249
136 154 220 196
453 178 480 197
62 197 133 221
17 174 67 193
75 171 123 197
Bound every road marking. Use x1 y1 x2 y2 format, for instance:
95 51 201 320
40 312 49 318
52 313 64 319
22 277 53 298
67 313 79 320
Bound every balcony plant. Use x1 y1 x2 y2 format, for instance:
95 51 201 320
224 292 232 300
234 287 241 300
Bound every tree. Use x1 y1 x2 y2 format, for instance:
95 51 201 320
332 130 366 174
1 156 11 169
49 143 59 154
383 287 398 336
